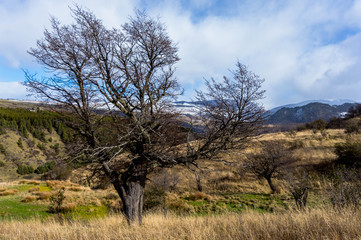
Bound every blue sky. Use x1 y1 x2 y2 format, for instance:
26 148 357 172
0 0 361 108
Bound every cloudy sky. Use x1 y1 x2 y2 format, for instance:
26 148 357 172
0 0 360 108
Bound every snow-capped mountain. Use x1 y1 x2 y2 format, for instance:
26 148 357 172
269 99 357 115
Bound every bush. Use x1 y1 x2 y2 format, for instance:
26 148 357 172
0 160 5 167
17 138 24 149
143 184 166 211
327 117 344 129
328 167 361 208
16 165 34 175
48 188 66 213
0 143 7 156
22 196 37 203
187 192 210 201
35 161 55 174
28 186 40 192
303 119 326 132
50 143 60 154
36 192 53 200
0 189 19 196
41 163 72 180
344 120 360 134
37 143 46 151
335 141 361 168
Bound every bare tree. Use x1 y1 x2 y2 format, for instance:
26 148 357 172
188 166 204 192
285 169 311 210
245 140 296 193
24 6 265 224
329 167 361 209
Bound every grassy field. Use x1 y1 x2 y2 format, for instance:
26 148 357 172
0 208 360 239
0 129 360 239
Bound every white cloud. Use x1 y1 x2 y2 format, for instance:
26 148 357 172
0 0 135 68
0 0 360 108
0 81 28 99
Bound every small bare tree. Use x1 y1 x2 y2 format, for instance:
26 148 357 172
285 169 311 210
24 6 266 224
329 167 361 209
245 140 296 193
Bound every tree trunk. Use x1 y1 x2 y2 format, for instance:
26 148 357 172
195 172 203 192
292 188 308 210
103 163 147 225
121 180 145 224
112 176 146 225
266 177 278 193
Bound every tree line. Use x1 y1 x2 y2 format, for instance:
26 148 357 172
0 107 72 142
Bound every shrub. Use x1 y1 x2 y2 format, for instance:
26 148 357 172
48 188 66 213
0 143 7 156
16 165 34 175
328 167 361 208
37 143 46 151
335 141 361 168
344 120 360 134
22 196 37 203
42 163 72 180
36 192 53 200
27 180 41 185
28 187 40 192
104 192 119 200
50 143 60 154
35 161 55 174
187 192 210 201
68 186 83 192
327 117 344 129
17 138 24 149
0 160 5 167
59 203 76 213
0 189 19 196
285 170 311 210
288 140 305 150
143 184 166 211
304 119 326 132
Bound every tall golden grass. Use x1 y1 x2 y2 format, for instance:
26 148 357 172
0 208 360 240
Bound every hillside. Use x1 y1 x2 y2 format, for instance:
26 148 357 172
0 106 70 181
267 102 357 124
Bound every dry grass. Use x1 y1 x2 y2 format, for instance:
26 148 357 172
21 195 37 203
0 189 18 196
35 192 53 200
0 208 360 240
28 186 40 192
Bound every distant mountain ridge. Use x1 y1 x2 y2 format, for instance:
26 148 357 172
267 101 359 124
2 98 359 125
269 99 357 115
173 99 360 125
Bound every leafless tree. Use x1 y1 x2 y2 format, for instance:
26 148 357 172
24 6 265 224
188 166 205 192
244 140 296 193
329 167 361 209
285 169 311 210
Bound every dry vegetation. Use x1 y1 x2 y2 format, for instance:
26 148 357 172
1 129 361 239
0 208 360 240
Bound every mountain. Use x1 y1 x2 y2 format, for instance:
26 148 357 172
267 102 358 124
173 99 360 125
269 99 357 115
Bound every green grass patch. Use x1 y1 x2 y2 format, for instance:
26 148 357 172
8 183 51 192
0 196 49 220
181 192 289 215
64 205 108 220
